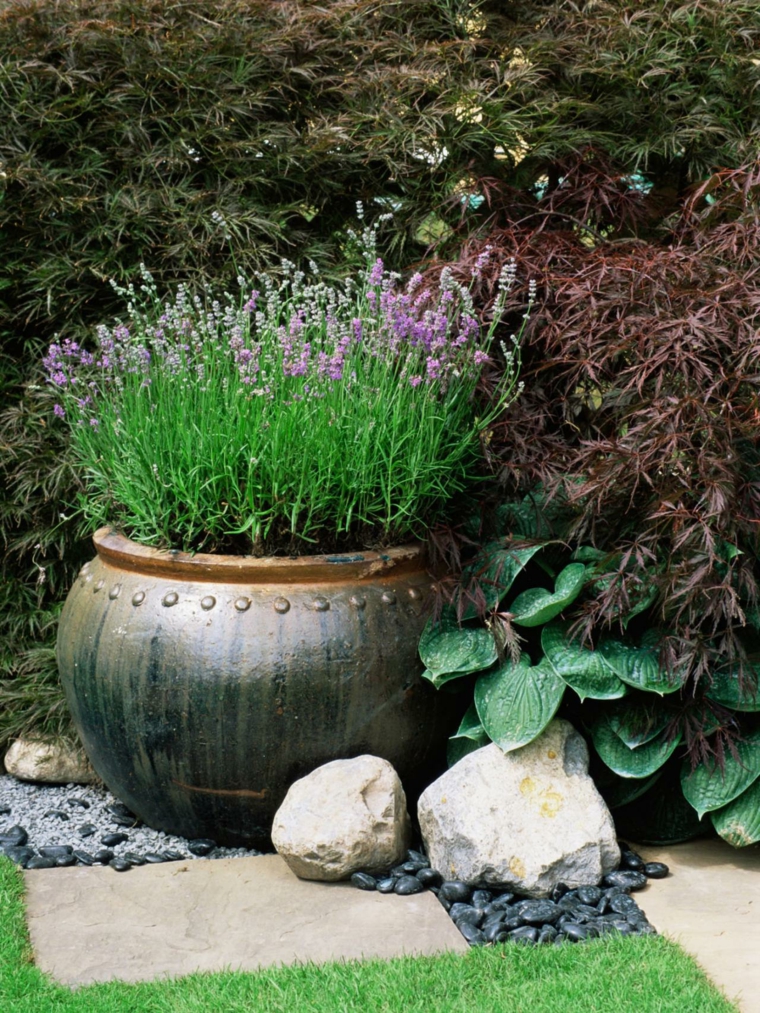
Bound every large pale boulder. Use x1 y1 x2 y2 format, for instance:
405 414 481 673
272 755 412 881
4 737 98 784
418 720 619 898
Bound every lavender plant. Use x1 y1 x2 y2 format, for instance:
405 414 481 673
44 221 521 554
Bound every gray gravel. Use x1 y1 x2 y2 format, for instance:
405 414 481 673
0 774 262 865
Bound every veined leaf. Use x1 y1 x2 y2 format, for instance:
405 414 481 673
711 778 760 846
681 729 760 819
459 540 544 618
705 667 760 712
598 634 686 695
541 622 627 701
419 617 497 683
591 713 681 778
447 729 490 767
474 655 565 753
601 769 664 810
450 701 486 741
607 701 671 748
509 563 587 628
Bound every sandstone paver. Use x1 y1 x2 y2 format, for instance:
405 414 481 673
24 853 467 986
635 839 760 1013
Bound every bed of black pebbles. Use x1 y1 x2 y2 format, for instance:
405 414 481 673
1 774 668 947
348 846 669 947
0 774 260 871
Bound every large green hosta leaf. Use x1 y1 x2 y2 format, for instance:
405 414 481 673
447 702 490 767
451 701 487 741
508 564 587 628
598 633 686 695
591 713 681 778
607 701 671 748
705 667 760 712
419 617 497 688
711 778 760 846
459 541 545 618
600 769 664 810
474 655 565 752
541 622 627 701
447 734 489 767
681 729 760 819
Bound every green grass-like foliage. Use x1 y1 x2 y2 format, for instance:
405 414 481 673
46 228 519 553
0 858 738 1013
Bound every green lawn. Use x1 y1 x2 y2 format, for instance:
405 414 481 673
0 857 738 1013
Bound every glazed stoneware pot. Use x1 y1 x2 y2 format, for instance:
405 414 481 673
57 527 454 847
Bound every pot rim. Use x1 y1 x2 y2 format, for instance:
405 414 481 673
92 527 428 584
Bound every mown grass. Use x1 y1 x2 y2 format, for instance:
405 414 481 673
0 857 738 1013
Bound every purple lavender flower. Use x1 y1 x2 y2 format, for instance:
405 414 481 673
53 404 65 418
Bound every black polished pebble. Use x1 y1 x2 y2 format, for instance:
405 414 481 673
3 846 34 867
111 814 141 828
67 798 90 809
73 851 95 866
101 832 129 847
162 850 185 861
564 923 592 942
43 809 69 820
490 892 515 910
56 855 77 867
458 922 486 946
107 802 135 819
406 849 429 867
484 920 509 943
509 925 538 945
39 845 73 859
143 853 166 863
451 904 483 928
471 889 493 907
376 877 396 893
416 867 441 888
576 885 602 906
350 872 377 891
620 850 645 871
643 861 669 879
551 882 570 902
93 849 114 864
78 824 97 838
438 881 471 904
109 858 132 872
537 924 558 945
124 853 147 866
0 805 11 816
27 856 57 869
0 826 28 848
609 893 640 916
394 875 424 895
187 839 216 857
604 870 648 891
517 899 562 925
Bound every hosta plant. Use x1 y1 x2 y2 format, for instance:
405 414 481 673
421 499 760 847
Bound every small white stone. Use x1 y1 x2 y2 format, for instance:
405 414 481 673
418 720 620 898
272 755 412 881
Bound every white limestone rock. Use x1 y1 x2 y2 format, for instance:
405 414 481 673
272 754 412 881
4 737 98 785
418 720 620 898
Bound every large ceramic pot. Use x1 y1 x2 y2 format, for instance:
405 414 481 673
57 527 454 847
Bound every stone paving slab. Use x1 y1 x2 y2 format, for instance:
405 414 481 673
24 854 467 986
634 839 760 1013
